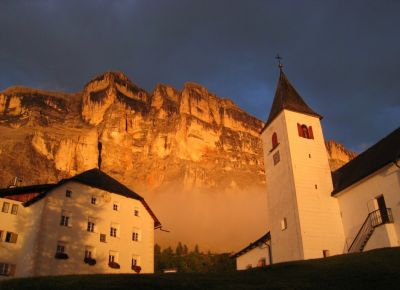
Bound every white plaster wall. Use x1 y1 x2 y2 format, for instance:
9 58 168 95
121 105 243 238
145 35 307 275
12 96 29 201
32 181 155 276
17 201 45 277
261 111 304 263
236 244 270 270
284 110 345 259
364 224 396 251
0 198 24 279
337 163 400 251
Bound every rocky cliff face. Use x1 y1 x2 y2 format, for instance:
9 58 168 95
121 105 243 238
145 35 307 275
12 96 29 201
326 140 357 171
0 72 355 251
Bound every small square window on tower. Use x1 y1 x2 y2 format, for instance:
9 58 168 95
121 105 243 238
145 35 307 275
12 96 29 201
323 250 330 258
273 151 280 165
281 218 287 231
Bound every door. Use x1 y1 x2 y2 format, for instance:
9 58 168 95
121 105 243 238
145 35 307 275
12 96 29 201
376 195 389 224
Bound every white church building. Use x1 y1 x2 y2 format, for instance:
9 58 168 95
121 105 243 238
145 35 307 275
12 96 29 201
233 67 400 270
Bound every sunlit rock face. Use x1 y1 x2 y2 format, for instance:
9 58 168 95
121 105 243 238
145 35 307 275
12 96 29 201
325 140 357 171
0 72 355 251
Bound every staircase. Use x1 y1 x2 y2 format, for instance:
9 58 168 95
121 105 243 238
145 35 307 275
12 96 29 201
348 208 394 253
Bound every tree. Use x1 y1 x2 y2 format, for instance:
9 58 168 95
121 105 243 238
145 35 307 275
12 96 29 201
183 244 188 255
176 242 183 256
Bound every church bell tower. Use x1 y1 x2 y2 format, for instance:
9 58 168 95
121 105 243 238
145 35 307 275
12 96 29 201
261 60 345 263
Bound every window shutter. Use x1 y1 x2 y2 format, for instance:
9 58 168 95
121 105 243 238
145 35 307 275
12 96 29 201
9 264 16 276
272 132 278 148
11 233 18 243
308 126 314 139
297 123 303 137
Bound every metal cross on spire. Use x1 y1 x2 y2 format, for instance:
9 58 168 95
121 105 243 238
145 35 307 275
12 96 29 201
275 54 283 71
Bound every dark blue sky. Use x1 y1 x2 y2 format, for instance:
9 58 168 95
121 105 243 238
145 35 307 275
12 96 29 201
1 0 399 152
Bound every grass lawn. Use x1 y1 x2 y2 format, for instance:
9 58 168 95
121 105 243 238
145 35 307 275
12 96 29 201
1 247 400 290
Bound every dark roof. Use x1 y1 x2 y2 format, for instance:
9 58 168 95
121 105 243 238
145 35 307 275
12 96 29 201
261 70 322 133
0 169 161 228
0 184 56 196
332 127 400 196
231 232 271 258
62 169 144 201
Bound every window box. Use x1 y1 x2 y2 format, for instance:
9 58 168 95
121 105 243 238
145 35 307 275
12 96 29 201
55 252 69 259
108 261 120 269
84 257 97 266
131 265 141 274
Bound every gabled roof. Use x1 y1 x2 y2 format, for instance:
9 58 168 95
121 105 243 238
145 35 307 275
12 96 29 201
261 70 322 133
63 169 144 200
231 232 271 258
332 127 400 196
0 169 161 228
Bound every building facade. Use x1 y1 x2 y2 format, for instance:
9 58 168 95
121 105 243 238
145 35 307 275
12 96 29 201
233 68 400 268
0 169 161 278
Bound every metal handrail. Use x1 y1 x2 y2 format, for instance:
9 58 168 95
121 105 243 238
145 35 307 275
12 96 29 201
348 208 393 253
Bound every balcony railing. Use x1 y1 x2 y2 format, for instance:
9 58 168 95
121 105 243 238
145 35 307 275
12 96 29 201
348 208 394 253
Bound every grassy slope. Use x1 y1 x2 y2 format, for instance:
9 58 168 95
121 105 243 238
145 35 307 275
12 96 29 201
1 247 400 290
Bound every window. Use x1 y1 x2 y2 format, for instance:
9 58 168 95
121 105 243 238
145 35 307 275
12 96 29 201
109 251 119 264
11 204 18 215
271 132 279 149
2 202 10 213
110 224 119 238
84 246 96 265
323 250 330 258
131 255 141 271
132 232 139 242
91 196 97 205
66 190 72 198
100 234 107 243
56 242 66 254
108 252 121 268
314 184 318 189
281 218 287 231
273 151 280 165
55 241 69 259
131 256 139 267
134 208 139 217
5 232 18 243
113 202 119 211
0 263 16 277
85 246 94 259
87 218 95 232
301 125 309 138
297 123 314 139
60 211 70 227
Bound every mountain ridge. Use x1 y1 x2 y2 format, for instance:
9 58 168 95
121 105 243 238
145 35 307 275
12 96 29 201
0 71 355 251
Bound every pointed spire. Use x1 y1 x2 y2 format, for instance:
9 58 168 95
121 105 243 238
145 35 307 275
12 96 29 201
275 54 284 72
262 66 322 131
